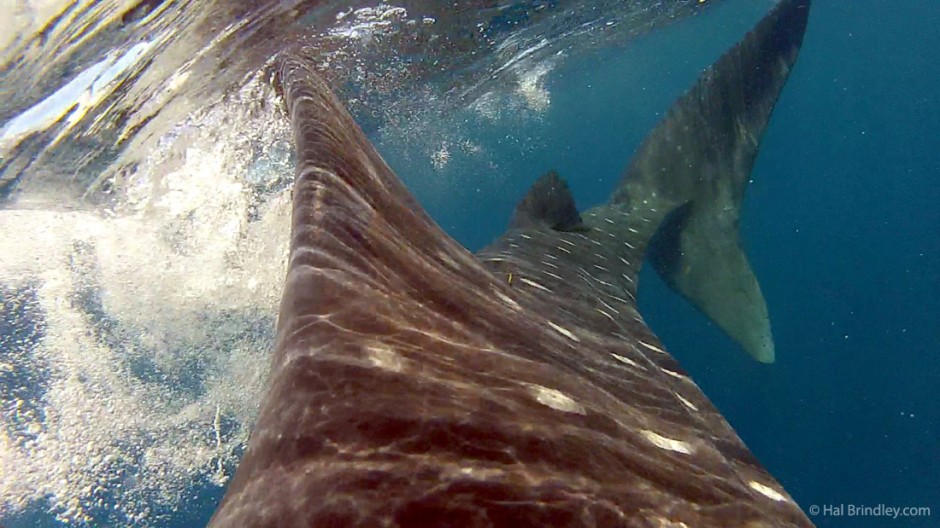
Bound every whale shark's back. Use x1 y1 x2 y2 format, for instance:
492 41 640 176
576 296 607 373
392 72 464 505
209 1 814 526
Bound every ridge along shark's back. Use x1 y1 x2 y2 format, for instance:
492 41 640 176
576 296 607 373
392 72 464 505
209 0 814 526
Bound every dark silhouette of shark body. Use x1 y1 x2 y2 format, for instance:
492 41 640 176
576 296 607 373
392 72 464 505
210 0 814 526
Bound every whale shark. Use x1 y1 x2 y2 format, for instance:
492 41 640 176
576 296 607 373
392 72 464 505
209 0 814 526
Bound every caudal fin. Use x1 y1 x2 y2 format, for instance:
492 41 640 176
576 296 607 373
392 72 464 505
612 0 811 362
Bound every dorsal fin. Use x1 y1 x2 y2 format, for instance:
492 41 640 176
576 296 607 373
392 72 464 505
510 170 585 232
611 0 811 362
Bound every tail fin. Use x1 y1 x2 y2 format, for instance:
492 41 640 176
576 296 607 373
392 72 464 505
612 0 811 362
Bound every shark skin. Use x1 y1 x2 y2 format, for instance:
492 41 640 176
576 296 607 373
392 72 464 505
609 0 814 363
209 0 813 526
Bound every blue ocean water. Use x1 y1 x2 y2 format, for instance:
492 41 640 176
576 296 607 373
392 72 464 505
384 1 939 526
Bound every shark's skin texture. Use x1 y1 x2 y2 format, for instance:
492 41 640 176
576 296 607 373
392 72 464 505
611 0 812 363
209 0 813 526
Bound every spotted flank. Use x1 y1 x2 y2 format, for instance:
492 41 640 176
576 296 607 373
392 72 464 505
547 321 580 342
641 430 695 455
518 276 552 293
749 480 790 503
527 384 586 414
